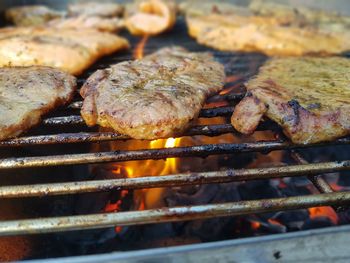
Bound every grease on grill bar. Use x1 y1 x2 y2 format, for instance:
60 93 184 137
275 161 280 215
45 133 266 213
1 140 350 169
0 192 349 236
0 161 348 198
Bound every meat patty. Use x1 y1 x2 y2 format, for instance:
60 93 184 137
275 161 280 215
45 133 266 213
0 27 129 75
67 2 124 17
5 5 63 26
185 2 350 56
48 15 124 32
80 47 225 139
249 0 350 32
0 66 76 140
231 57 350 144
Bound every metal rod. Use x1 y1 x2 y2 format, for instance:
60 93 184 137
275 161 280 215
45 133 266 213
43 106 234 126
291 152 334 194
0 124 236 147
0 161 349 198
0 122 278 147
1 140 350 169
0 192 349 236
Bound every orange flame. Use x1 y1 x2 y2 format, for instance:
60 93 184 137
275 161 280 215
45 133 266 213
308 206 338 225
134 35 150 59
268 218 284 227
330 182 344 192
251 220 261 230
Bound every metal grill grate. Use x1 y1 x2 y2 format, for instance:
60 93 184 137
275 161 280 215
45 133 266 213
0 21 349 238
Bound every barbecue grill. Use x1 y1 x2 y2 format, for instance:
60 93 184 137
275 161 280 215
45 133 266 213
1 0 350 261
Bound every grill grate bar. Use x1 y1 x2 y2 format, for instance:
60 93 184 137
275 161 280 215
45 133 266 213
0 192 349 236
1 140 350 169
42 106 234 126
68 92 246 110
0 122 280 147
291 151 334 194
0 161 348 198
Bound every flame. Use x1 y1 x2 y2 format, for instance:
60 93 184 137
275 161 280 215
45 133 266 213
251 220 261 230
268 218 283 226
308 206 338 225
134 35 149 59
330 182 344 192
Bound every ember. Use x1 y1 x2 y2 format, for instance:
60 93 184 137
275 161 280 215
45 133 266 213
309 206 338 225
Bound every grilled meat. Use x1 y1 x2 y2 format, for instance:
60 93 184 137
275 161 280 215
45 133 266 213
48 15 124 32
125 0 177 36
5 5 63 26
80 47 225 139
231 57 350 144
0 66 76 140
179 0 251 17
0 27 129 75
250 0 350 32
67 2 124 17
185 2 350 56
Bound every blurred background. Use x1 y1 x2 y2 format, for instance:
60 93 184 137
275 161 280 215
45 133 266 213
0 0 349 15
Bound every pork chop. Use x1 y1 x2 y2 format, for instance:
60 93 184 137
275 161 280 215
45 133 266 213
185 2 350 56
231 57 350 144
67 2 124 17
48 15 124 32
0 27 129 75
80 47 225 139
5 5 63 26
0 66 76 140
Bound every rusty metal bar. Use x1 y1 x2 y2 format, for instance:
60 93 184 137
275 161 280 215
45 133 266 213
0 192 349 236
43 106 234 126
0 161 349 198
0 122 279 147
0 124 236 147
1 140 350 169
291 151 334 194
43 115 84 126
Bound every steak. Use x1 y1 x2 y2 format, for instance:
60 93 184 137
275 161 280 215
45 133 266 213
80 47 225 139
0 66 76 140
185 2 350 56
231 57 350 144
0 27 129 75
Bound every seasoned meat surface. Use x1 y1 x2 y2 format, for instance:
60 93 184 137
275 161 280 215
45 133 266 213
0 66 76 140
185 1 350 56
250 0 350 32
0 27 129 75
231 94 266 135
125 0 177 36
80 47 225 139
48 15 124 32
68 2 124 17
231 57 350 144
5 5 63 26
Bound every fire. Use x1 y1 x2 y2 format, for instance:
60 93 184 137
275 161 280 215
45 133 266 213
251 220 261 230
268 218 283 227
137 137 182 209
308 206 338 225
330 182 344 192
134 35 149 59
